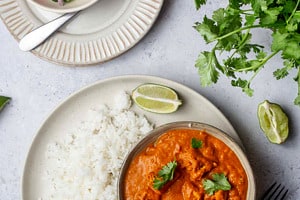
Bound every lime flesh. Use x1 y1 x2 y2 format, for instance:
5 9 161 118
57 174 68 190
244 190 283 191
132 83 182 114
257 100 289 144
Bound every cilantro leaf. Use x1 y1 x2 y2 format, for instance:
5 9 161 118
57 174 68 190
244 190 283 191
260 7 283 25
294 67 300 106
273 68 289 79
191 138 203 148
294 96 300 105
194 0 206 10
282 0 297 14
194 17 218 43
252 0 267 13
271 31 289 52
282 40 300 60
203 173 231 195
0 96 11 111
153 161 177 190
195 51 220 86
231 78 254 96
273 60 295 79
245 15 257 26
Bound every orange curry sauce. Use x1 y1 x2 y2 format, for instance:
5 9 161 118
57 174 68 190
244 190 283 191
124 129 248 200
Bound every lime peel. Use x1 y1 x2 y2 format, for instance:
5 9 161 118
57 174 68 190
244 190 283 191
257 100 289 144
260 101 281 143
132 83 182 114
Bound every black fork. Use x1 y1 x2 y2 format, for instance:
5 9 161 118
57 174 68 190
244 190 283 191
261 182 289 200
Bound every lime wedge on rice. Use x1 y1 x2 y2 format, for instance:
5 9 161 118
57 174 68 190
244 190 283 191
132 83 182 114
257 100 289 144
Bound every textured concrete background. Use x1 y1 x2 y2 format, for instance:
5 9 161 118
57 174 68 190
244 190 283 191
0 0 299 199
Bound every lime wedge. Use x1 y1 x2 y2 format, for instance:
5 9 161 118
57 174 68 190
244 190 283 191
132 83 182 114
0 96 11 111
257 100 289 144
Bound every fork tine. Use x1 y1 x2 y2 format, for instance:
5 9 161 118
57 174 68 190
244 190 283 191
262 182 277 199
274 185 285 199
268 183 282 199
279 189 289 200
262 182 289 200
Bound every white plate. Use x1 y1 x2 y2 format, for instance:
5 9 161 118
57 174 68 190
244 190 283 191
22 75 242 199
0 0 163 66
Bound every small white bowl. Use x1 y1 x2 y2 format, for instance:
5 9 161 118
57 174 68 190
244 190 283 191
28 0 98 13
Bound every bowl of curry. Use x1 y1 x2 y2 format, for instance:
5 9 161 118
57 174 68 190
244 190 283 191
118 121 255 200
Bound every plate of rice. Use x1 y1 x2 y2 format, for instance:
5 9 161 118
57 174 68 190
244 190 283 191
22 75 242 200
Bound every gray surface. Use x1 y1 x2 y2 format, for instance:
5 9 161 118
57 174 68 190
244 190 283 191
0 0 299 199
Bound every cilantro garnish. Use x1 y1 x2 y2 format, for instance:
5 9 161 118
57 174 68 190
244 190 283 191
153 160 177 190
203 173 231 195
0 96 11 112
191 138 203 148
194 0 300 106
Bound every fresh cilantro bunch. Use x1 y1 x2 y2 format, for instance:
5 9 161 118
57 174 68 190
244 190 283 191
194 0 300 106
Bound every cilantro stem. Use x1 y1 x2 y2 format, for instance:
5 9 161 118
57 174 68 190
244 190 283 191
286 0 300 24
297 67 300 95
241 9 252 12
247 64 262 86
240 10 254 15
211 25 261 43
243 51 279 94
235 50 279 72
229 29 251 60
212 46 225 73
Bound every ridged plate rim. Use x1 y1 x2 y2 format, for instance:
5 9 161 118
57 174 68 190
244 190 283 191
0 0 164 66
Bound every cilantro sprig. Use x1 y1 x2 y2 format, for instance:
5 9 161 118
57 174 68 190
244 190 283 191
194 0 300 106
153 160 177 190
191 138 203 148
203 173 231 195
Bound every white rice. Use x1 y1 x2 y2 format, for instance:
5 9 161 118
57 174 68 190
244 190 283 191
41 92 153 200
